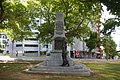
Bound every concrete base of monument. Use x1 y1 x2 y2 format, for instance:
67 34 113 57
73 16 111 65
25 62 93 76
25 50 93 76
44 50 74 66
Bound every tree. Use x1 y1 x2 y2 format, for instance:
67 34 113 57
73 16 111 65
0 0 39 56
101 18 120 36
0 0 100 44
0 0 39 40
0 44 4 54
100 19 118 60
38 0 100 44
85 31 98 52
101 17 117 60
102 36 117 59
85 31 98 58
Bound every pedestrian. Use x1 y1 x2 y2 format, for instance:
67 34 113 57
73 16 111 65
16 51 18 57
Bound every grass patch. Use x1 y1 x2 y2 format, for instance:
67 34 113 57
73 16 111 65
85 62 120 80
0 63 28 72
0 61 120 80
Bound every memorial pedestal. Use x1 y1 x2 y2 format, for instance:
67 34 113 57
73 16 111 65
26 61 93 76
44 50 74 66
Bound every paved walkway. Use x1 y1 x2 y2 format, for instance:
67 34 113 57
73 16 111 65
0 56 15 60
0 55 119 62
0 55 47 61
74 58 120 63
11 56 48 61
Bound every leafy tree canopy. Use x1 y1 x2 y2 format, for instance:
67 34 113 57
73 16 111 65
102 36 117 59
101 18 120 36
38 0 100 44
0 0 39 41
85 31 98 52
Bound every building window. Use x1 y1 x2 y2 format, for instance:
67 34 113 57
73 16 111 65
7 39 9 41
25 44 38 47
36 20 39 22
25 38 37 41
48 45 51 49
34 32 38 34
0 34 1 38
2 35 4 39
5 36 7 39
24 51 38 53
119 41 120 47
16 44 22 47
2 45 5 48
43 45 46 48
2 40 6 43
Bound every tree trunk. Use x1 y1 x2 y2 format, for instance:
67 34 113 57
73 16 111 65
0 0 4 23
88 52 92 58
11 40 14 56
106 53 109 60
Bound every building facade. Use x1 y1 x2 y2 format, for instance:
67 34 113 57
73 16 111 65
0 32 52 57
111 27 120 51
0 18 52 57
0 33 8 54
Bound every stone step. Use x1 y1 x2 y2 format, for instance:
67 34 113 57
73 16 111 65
27 70 91 76
29 67 90 72
29 62 91 73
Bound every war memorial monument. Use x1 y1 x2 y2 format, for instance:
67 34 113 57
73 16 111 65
26 12 92 76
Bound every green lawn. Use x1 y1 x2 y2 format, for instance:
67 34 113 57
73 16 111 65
85 62 120 80
0 61 120 80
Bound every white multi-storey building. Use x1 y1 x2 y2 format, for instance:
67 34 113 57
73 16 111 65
0 18 52 57
111 27 120 51
12 30 40 56
1 31 52 57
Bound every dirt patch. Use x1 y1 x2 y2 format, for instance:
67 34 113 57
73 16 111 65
0 62 44 80
0 71 46 80
0 71 79 80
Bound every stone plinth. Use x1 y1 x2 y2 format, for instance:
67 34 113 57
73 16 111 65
45 50 63 66
26 62 93 76
44 50 74 66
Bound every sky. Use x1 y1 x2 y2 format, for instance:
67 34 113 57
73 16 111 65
101 5 120 51
101 4 115 23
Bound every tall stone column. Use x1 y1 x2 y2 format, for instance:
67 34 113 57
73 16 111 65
44 12 73 66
